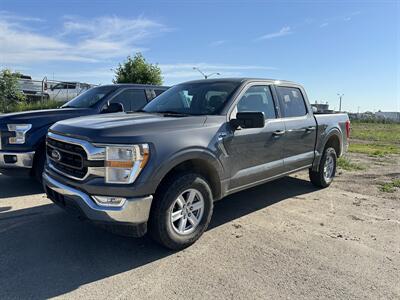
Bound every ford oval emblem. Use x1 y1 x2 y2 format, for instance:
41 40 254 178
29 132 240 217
51 149 62 161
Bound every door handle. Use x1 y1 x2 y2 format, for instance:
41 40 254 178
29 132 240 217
217 132 228 141
273 130 285 137
305 126 316 132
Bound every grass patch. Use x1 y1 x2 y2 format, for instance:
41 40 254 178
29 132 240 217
349 143 400 157
2 100 65 112
349 122 400 157
351 122 400 145
337 157 365 171
378 179 400 193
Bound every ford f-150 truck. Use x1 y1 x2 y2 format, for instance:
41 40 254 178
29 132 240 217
0 84 168 181
42 78 350 250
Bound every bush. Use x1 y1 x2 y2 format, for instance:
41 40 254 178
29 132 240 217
0 69 26 112
113 53 163 85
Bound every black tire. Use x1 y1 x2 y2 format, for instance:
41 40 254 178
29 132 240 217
32 147 46 183
309 147 337 188
149 173 214 250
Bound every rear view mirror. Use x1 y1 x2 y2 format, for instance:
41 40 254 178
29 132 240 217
102 102 124 113
230 112 265 130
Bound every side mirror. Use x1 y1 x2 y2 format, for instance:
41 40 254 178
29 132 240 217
102 102 124 113
230 112 265 130
312 106 318 113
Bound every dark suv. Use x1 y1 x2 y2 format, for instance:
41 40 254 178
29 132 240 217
0 84 168 180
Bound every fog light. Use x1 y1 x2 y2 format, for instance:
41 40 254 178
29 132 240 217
92 196 126 207
4 155 17 164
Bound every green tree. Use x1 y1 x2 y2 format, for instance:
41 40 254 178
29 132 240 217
113 53 163 85
0 69 26 112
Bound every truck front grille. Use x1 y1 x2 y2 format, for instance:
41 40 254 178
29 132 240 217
47 137 88 179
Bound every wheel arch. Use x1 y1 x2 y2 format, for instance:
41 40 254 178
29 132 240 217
312 129 342 172
153 152 224 201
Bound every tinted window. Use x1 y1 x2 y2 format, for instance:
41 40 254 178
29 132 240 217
276 86 307 117
155 89 165 96
62 86 117 108
53 83 76 89
111 89 148 112
143 82 240 115
236 86 276 119
66 83 77 89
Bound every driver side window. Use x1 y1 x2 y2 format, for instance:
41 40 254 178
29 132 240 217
233 85 276 119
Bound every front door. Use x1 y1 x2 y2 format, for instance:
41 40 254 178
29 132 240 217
224 85 286 191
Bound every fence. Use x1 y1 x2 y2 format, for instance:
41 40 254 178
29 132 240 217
1 76 95 112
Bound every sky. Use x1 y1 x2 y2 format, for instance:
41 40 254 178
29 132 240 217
0 0 398 112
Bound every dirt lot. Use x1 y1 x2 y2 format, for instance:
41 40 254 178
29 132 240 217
0 152 399 299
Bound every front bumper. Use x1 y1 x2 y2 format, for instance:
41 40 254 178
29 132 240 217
0 151 35 168
0 151 35 176
42 172 153 237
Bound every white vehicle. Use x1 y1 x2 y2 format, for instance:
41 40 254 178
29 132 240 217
47 82 93 102
16 74 48 101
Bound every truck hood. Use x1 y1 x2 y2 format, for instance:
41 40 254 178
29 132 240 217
50 112 208 143
0 108 93 129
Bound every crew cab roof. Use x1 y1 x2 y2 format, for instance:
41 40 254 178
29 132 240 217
99 83 170 89
182 77 299 86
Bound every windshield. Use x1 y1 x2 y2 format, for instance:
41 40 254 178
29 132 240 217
61 86 117 108
142 81 240 115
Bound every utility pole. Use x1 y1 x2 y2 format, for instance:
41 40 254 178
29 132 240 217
193 67 220 79
337 93 344 112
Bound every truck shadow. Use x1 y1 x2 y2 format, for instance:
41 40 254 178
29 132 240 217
0 176 317 299
210 176 316 229
0 173 43 199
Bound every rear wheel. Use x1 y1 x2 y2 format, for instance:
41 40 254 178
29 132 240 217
309 147 337 188
149 173 213 250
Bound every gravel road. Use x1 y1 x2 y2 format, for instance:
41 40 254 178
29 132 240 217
0 153 399 299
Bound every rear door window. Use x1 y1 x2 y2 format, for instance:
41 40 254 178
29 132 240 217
155 89 165 96
276 86 307 118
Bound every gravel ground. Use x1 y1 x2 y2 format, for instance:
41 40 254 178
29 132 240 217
0 153 399 299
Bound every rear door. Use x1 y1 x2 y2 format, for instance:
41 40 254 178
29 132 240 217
275 85 317 171
224 84 286 190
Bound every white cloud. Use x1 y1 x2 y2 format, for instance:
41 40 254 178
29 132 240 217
0 13 166 65
0 10 44 23
257 26 292 40
209 40 226 47
319 10 361 28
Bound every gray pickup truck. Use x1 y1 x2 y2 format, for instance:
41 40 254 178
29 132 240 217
43 78 350 250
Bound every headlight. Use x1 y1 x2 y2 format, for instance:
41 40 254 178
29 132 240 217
105 144 149 184
7 124 32 144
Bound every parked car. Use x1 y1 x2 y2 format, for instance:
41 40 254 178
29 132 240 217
15 74 49 101
0 84 169 181
42 78 350 250
46 82 94 102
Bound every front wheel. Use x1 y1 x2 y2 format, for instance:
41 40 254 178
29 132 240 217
149 173 213 250
309 147 337 188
